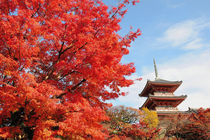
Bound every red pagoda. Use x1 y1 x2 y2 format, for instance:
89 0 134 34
139 59 187 119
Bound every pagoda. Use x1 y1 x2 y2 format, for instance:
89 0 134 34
139 59 187 119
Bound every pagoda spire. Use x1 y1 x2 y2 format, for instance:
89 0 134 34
153 58 158 80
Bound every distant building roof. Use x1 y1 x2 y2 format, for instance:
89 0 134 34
187 107 199 113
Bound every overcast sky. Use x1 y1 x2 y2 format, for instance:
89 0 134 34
104 0 210 111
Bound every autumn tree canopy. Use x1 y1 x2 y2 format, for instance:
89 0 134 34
0 0 141 139
165 108 210 140
106 106 141 131
105 106 160 140
141 107 159 128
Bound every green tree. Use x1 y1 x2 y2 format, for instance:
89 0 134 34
105 106 160 140
106 106 141 132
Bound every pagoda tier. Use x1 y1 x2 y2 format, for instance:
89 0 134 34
139 79 182 97
140 95 187 110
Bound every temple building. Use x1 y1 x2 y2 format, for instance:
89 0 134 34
139 59 187 120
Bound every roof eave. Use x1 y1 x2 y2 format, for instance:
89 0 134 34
139 80 183 97
139 80 150 97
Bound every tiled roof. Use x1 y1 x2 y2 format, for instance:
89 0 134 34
149 94 187 99
139 78 182 97
148 78 182 84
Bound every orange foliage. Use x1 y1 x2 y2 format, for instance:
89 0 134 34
0 0 140 139
166 108 210 140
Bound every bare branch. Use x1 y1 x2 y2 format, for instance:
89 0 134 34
55 79 86 99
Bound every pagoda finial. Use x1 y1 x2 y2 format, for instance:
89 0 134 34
153 58 158 80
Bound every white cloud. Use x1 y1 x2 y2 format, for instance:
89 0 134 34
184 38 204 50
110 49 210 111
164 0 185 8
157 18 210 50
160 21 197 46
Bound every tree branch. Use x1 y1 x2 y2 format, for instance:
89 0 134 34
58 70 80 81
31 4 41 18
55 79 86 99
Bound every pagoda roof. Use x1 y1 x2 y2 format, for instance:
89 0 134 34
139 78 182 97
148 78 182 84
149 94 187 99
140 95 187 109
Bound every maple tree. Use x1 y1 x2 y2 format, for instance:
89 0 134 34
0 0 141 139
165 108 210 140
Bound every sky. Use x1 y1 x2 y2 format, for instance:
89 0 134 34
104 0 210 111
